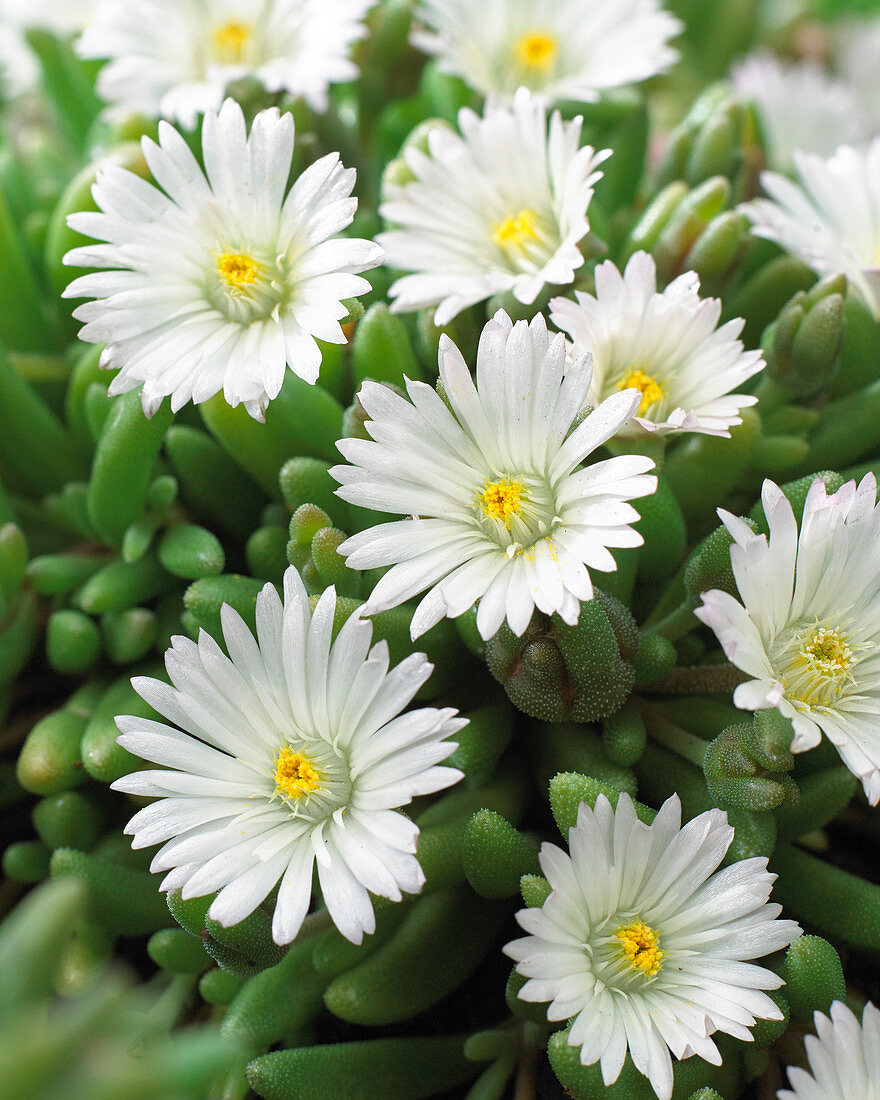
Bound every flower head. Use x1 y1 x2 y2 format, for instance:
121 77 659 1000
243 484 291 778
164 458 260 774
331 310 656 640
112 567 465 946
504 793 801 1100
62 98 382 418
778 1000 880 1100
412 0 681 104
730 52 868 174
550 252 764 437
77 0 373 126
378 92 610 324
742 140 880 320
696 474 880 804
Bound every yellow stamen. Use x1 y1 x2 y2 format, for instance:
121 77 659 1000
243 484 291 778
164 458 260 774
617 369 664 415
493 209 539 251
515 31 557 72
802 627 853 675
274 747 321 800
217 251 259 289
481 479 524 526
615 920 663 976
785 626 855 707
213 20 251 62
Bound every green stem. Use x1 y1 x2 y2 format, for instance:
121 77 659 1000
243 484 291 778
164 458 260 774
644 597 699 642
643 710 707 769
642 663 748 696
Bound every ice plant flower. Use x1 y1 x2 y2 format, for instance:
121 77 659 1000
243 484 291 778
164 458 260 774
730 52 868 173
331 310 657 640
742 140 880 320
111 567 465 946
76 0 373 126
411 0 681 104
778 1001 880 1100
696 474 880 804
504 794 801 1100
378 92 610 324
549 252 764 437
62 98 382 418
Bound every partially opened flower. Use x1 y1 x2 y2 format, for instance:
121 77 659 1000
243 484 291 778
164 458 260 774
505 794 800 1100
63 98 382 418
778 1001 880 1100
550 252 763 437
77 0 373 126
730 52 868 173
378 92 610 324
332 310 656 640
112 567 465 946
696 474 880 804
742 140 880 319
411 0 681 104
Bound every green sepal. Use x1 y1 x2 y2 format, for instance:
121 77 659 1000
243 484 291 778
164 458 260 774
323 888 507 1026
246 1036 476 1100
202 906 286 976
50 848 173 935
549 772 656 838
602 708 647 766
33 790 103 851
147 927 211 975
446 703 512 786
46 608 102 674
633 633 677 686
749 988 789 1047
352 302 422 388
199 967 246 1005
221 934 328 1049
462 810 539 898
86 390 174 546
183 573 264 638
158 523 225 579
781 935 846 1024
520 873 552 908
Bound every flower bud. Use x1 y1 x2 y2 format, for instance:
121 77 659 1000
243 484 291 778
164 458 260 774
765 274 846 395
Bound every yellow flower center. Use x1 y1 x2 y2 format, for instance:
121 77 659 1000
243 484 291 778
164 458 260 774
614 920 663 977
274 747 322 800
213 20 252 62
216 251 259 289
515 31 557 72
617 369 664 415
493 209 539 251
481 479 524 526
784 626 855 708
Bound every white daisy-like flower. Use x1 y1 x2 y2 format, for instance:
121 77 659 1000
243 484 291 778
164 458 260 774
696 474 880 805
112 566 465 946
549 252 764 438
1 0 98 38
331 310 657 641
779 1001 880 1100
504 793 801 1100
411 0 682 105
730 51 868 174
62 98 382 418
77 0 373 127
742 140 880 320
378 91 610 325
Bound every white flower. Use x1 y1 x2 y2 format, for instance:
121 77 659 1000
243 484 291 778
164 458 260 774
549 252 763 438
730 51 868 174
331 310 656 641
0 24 38 97
77 0 373 127
1 0 98 37
742 141 880 320
696 475 880 805
411 0 681 105
504 793 801 1100
778 1001 880 1100
378 91 610 325
835 18 880 131
62 99 382 418
112 567 465 946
